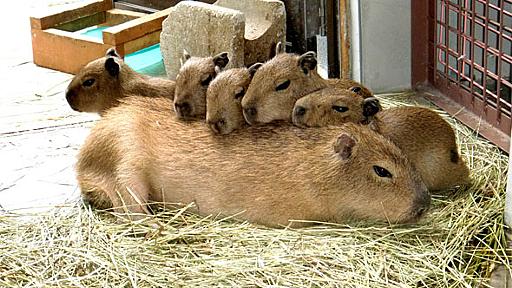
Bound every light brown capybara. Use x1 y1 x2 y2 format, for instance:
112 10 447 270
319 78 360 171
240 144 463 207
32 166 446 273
369 107 470 191
292 87 382 128
76 96 430 228
241 49 372 124
173 50 230 120
65 48 175 115
292 97 470 191
206 63 262 134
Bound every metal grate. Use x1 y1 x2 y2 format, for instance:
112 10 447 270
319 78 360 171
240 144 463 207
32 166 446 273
432 0 512 135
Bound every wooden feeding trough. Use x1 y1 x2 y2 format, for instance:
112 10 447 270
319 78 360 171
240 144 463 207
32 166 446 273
30 0 171 75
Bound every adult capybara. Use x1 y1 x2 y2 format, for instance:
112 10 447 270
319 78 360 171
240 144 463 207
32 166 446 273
65 48 175 115
76 96 430 227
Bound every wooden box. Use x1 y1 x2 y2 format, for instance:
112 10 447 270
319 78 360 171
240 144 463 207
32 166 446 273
30 0 171 74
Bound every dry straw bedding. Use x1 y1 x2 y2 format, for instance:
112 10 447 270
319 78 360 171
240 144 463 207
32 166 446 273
0 92 510 287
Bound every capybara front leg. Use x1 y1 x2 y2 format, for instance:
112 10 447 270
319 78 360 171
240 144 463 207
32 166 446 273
110 176 152 221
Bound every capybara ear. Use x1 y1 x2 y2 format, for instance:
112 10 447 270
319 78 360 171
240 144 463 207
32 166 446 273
298 52 317 74
248 63 263 78
105 48 121 58
181 49 191 66
105 57 120 77
275 41 285 55
213 52 230 69
362 97 382 117
333 133 356 160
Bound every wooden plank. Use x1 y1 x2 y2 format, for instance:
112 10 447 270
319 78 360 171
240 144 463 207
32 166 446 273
121 30 161 55
31 28 115 74
105 9 146 26
102 7 171 45
30 0 113 30
338 0 350 78
54 11 106 32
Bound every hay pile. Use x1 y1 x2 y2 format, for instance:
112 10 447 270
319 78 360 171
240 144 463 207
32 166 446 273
0 92 510 287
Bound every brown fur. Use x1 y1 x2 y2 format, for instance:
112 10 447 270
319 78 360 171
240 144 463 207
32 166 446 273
241 51 372 124
173 51 229 120
292 88 369 128
76 96 430 227
294 98 470 191
65 49 175 115
369 107 470 191
206 68 251 134
328 79 374 99
241 52 328 124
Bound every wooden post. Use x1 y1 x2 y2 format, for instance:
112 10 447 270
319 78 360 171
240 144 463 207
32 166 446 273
338 0 350 78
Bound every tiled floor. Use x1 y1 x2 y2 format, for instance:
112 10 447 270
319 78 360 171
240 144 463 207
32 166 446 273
0 0 97 213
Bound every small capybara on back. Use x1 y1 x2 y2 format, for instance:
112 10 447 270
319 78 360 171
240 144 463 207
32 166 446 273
206 63 262 134
292 87 381 128
241 49 372 124
173 50 230 120
65 48 176 115
76 96 430 227
291 94 470 191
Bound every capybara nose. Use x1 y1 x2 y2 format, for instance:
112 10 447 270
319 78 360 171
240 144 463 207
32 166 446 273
244 107 257 117
174 102 191 117
415 206 428 218
414 192 431 218
294 106 307 117
208 119 225 134
243 107 257 124
65 89 75 103
244 107 258 124
362 97 382 117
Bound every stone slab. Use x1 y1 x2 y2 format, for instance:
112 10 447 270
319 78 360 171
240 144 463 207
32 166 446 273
160 1 245 79
215 0 286 66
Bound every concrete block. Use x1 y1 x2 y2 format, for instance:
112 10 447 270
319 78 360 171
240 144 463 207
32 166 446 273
160 2 245 79
214 0 286 66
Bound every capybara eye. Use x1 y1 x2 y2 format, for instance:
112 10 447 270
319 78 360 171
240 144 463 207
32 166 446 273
201 74 213 86
332 105 349 113
234 89 245 100
373 165 393 178
351 86 362 93
82 78 96 87
275 79 291 91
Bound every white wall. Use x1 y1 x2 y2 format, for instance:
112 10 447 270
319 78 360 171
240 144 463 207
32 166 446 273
352 0 411 93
